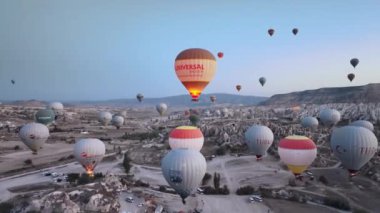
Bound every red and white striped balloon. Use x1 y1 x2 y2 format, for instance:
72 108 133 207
169 126 204 151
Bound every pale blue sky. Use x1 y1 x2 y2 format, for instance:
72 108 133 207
1 0 379 101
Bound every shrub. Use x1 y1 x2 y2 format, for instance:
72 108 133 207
159 185 166 192
78 173 91 185
24 159 33 165
216 147 226 156
323 197 351 211
67 173 80 183
236 186 255 195
94 173 104 179
134 180 149 187
0 202 14 213
14 145 20 150
318 175 329 185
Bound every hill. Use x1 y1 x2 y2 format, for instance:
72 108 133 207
260 83 380 106
69 93 268 107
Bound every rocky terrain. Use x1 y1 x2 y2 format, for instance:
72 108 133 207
0 103 379 213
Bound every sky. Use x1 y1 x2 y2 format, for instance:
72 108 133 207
0 0 380 101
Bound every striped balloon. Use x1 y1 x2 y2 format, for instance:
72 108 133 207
278 135 317 176
330 126 378 176
169 126 204 151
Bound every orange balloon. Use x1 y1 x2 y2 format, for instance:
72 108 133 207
175 48 217 101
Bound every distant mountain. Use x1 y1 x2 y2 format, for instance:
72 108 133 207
68 93 268 107
260 83 380 106
4 99 47 107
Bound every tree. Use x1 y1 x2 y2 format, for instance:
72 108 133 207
202 173 212 185
213 172 221 189
123 152 132 173
189 115 200 126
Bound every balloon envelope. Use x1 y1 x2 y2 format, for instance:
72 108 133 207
19 123 50 154
136 94 144 102
350 58 359 68
349 120 374 132
169 126 204 151
210 95 216 103
268 29 275 36
161 149 207 203
319 109 341 127
175 48 217 101
74 138 105 175
236 85 242 92
112 115 124 128
98 112 112 126
348 73 355 82
245 125 274 159
330 126 378 175
35 109 55 125
217 52 223 58
259 77 266 86
292 28 298 35
156 103 168 116
278 135 317 175
301 117 319 129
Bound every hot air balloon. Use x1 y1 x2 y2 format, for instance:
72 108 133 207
35 109 55 125
47 102 64 117
19 123 50 154
136 94 144 102
11 80 15 85
348 73 355 82
156 103 168 116
74 138 105 176
268 29 275 36
350 58 359 68
210 95 216 103
292 28 298 35
330 126 378 176
217 52 224 58
175 48 217 101
161 149 207 204
278 135 317 177
169 126 204 151
301 116 319 129
319 109 341 127
112 115 124 129
236 85 242 92
349 120 374 132
98 112 112 126
244 125 274 160
259 77 266 86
